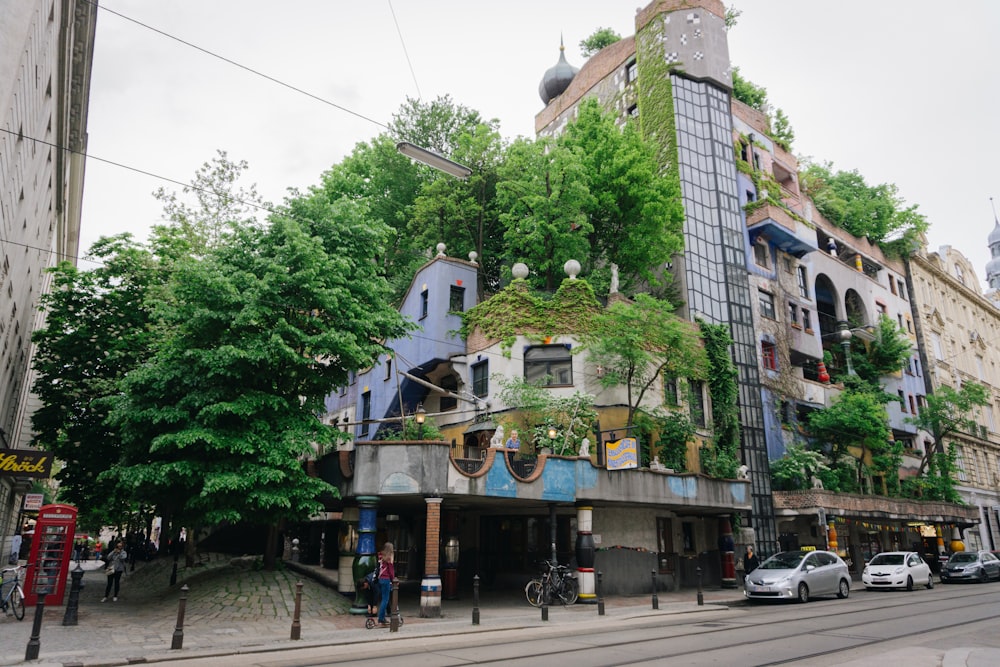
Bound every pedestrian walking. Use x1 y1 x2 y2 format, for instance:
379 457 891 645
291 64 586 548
376 542 395 626
744 545 760 574
102 541 128 602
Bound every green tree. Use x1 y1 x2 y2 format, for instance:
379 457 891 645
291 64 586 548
731 67 768 111
799 161 928 246
30 235 162 528
770 443 830 491
497 137 594 290
807 386 894 493
560 99 685 294
580 28 621 57
494 376 597 457
581 294 708 436
905 382 990 492
771 108 795 152
849 315 912 387
109 198 409 569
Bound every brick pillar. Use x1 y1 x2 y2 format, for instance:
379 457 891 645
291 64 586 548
421 497 443 618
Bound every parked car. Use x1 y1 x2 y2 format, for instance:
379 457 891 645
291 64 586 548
940 550 1000 583
744 550 851 603
862 551 933 591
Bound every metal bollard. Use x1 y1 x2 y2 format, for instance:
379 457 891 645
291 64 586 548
24 587 50 661
290 581 303 640
597 571 605 616
541 584 549 622
389 579 400 632
651 570 659 610
62 563 85 626
472 575 480 625
171 584 189 650
696 564 704 606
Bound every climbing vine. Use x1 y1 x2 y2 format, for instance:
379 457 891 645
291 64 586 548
698 321 740 478
635 15 679 178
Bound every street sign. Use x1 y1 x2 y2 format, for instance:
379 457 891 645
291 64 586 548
23 493 44 511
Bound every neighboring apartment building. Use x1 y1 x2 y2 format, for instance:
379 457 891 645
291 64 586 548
0 0 96 549
909 244 1000 550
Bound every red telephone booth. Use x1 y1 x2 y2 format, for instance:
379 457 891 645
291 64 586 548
24 504 77 605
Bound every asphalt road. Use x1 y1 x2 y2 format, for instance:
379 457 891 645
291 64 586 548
163 582 1000 667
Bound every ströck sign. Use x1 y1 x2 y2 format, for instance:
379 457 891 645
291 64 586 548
0 448 53 478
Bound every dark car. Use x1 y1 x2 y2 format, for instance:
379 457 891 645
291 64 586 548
940 550 1000 583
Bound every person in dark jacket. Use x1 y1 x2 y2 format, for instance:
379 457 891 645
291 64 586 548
102 541 128 602
744 546 760 574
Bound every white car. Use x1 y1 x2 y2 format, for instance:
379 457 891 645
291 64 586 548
744 550 851 603
862 551 933 591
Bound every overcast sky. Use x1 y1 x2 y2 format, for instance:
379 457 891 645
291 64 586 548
80 1 1000 288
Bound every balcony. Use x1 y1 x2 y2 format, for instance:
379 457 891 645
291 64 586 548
747 202 817 258
328 442 751 513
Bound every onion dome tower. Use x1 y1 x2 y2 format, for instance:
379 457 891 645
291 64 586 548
987 198 1000 290
538 36 578 105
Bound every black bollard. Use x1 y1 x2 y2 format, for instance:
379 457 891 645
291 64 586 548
62 563 85 626
25 587 50 660
696 564 704 606
597 571 605 616
171 584 189 650
290 581 303 640
170 556 178 587
389 579 400 632
472 575 480 625
541 583 549 622
651 570 659 610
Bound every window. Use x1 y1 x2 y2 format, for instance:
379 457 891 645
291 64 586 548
761 341 777 370
359 391 371 438
753 239 769 268
898 280 907 301
449 285 465 312
955 264 965 286
909 395 917 415
796 266 808 297
626 60 638 83
384 356 392 380
898 389 906 411
524 345 573 386
788 303 800 327
931 333 943 360
802 309 812 332
472 360 489 398
889 276 897 295
664 375 678 406
420 289 429 319
758 290 776 319
688 380 706 427
782 257 793 273
627 104 639 118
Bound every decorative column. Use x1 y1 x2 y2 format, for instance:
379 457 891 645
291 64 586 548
575 505 595 603
337 507 359 595
442 510 460 600
936 525 946 555
350 496 379 615
421 497 443 618
828 521 838 554
719 516 736 588
949 526 965 553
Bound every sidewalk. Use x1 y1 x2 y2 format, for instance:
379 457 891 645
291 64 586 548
0 555 743 666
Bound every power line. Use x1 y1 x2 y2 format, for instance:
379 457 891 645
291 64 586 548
86 0 393 135
387 0 422 100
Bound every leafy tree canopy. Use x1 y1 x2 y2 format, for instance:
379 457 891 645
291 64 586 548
906 381 989 477
800 160 928 247
580 28 621 58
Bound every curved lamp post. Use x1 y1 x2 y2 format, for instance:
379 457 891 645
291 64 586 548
837 321 856 376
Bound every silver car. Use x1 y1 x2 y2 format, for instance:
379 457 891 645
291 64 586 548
744 550 851 603
862 551 933 591
940 550 1000 583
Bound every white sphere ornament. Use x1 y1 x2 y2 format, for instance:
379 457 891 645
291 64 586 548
468 251 478 264
512 263 529 280
564 259 581 279
436 243 447 257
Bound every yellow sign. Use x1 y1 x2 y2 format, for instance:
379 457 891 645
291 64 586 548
606 438 638 470
801 545 816 551
0 449 53 478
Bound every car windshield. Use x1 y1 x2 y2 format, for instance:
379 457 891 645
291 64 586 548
869 554 904 565
949 553 978 563
759 551 807 570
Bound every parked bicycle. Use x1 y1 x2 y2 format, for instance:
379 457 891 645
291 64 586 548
525 560 579 607
1 562 30 620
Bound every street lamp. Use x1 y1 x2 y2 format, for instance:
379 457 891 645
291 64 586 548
837 321 856 376
396 142 472 180
415 403 426 440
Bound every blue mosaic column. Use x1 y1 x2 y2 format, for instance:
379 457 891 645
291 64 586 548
350 496 379 615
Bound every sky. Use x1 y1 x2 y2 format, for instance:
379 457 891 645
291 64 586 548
80 1 1000 288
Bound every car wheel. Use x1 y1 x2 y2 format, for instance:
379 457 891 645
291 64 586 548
979 569 989 583
926 575 934 589
797 582 809 603
906 576 913 592
837 579 850 599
